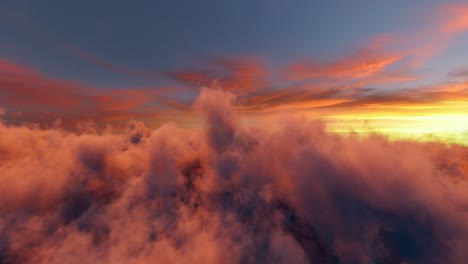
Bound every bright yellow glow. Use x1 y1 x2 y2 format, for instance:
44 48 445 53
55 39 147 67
237 98 468 145
240 99 468 145
326 112 468 145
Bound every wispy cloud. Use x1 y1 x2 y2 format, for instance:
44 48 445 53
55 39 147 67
0 60 182 127
438 4 468 34
285 46 403 82
1 4 468 138
167 57 267 94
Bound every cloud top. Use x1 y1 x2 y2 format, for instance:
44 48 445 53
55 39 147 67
0 89 467 263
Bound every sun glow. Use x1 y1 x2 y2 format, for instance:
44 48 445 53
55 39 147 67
327 113 468 144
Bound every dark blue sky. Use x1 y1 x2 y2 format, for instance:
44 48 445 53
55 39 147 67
0 0 450 87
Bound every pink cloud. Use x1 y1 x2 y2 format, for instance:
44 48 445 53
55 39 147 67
0 89 467 263
0 59 183 128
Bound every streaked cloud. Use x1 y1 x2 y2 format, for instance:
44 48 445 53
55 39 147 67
286 46 403 82
167 57 267 94
439 4 468 34
0 60 182 128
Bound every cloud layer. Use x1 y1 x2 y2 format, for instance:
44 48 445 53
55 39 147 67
1 88 467 263
3 4 468 134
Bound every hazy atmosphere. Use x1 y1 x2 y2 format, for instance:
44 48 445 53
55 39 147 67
1 1 468 263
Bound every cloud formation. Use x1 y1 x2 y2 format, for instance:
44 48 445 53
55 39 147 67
0 60 183 128
285 45 403 82
1 88 467 263
3 4 468 134
167 57 267 94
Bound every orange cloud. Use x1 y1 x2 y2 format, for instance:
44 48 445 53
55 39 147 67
158 76 468 144
167 70 213 87
286 47 403 81
366 4 468 70
0 60 181 128
168 57 267 94
0 60 86 108
211 57 267 93
0 89 467 263
284 4 466 85
3 4 468 135
439 5 468 34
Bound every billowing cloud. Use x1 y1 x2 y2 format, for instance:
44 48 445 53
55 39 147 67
1 88 467 263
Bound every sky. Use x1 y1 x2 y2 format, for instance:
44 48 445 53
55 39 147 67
2 2 468 263
0 0 468 143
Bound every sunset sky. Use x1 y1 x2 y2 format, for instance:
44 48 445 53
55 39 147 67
1 0 467 142
3 2 468 263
